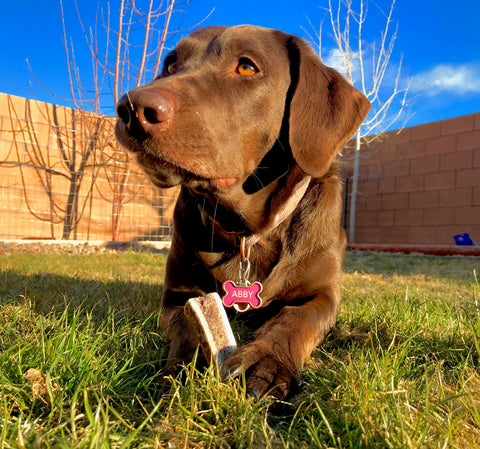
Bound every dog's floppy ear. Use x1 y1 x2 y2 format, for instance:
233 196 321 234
287 36 371 178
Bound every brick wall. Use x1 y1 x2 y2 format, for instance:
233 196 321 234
345 112 480 245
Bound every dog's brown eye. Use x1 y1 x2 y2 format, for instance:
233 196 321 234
236 59 258 76
163 52 178 76
167 62 177 75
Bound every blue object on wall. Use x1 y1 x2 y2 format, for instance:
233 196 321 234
453 233 474 246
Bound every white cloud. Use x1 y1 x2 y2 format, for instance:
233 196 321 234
322 48 348 73
409 63 480 96
321 47 360 79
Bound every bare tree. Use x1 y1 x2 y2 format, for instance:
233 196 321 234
311 0 412 242
3 95 109 239
58 0 196 240
11 1 198 240
1 1 199 241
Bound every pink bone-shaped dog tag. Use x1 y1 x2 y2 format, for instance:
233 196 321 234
222 281 263 309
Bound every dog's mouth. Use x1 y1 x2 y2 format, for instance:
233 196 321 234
128 138 295 200
134 146 241 192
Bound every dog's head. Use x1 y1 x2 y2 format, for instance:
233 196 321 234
116 25 370 195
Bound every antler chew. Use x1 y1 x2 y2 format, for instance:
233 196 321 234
184 292 237 367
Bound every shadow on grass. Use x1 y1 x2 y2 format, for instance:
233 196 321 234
0 270 163 322
0 270 170 405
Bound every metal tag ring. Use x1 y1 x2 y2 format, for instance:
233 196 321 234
240 236 251 263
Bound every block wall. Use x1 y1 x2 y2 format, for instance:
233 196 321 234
345 112 480 245
2 91 479 245
0 92 178 241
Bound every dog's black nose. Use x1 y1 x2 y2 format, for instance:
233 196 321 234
116 88 174 139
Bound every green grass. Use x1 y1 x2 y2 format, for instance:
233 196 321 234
1 250 479 448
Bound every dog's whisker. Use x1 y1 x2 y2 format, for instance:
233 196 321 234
275 138 288 153
211 198 219 253
251 173 266 189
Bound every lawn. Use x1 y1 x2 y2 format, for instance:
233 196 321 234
0 249 479 448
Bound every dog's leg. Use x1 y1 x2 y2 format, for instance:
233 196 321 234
160 306 201 368
220 292 339 399
159 227 219 373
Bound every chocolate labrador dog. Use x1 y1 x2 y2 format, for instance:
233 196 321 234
116 25 370 399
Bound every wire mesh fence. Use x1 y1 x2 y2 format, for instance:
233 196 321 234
0 93 178 241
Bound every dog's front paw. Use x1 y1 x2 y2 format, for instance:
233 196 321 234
220 342 298 400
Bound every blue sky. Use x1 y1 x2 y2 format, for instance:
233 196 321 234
1 0 479 129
